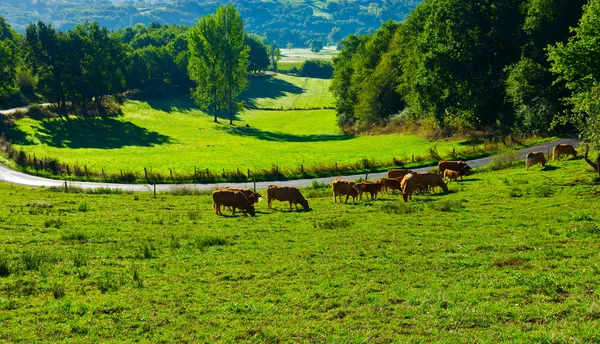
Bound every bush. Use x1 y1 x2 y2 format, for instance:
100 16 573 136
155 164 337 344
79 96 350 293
488 150 520 171
299 60 334 78
27 104 51 120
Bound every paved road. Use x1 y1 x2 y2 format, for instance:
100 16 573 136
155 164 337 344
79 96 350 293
0 138 580 192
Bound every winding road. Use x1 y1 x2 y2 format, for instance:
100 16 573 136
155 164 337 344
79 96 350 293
0 138 580 192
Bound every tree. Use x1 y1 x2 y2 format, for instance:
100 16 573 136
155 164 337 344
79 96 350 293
548 0 600 172
188 5 249 124
215 5 249 125
268 43 280 71
0 39 17 99
188 13 224 122
246 34 269 73
309 40 323 52
287 42 293 53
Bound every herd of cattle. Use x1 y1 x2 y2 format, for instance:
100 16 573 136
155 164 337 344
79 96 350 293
212 143 578 216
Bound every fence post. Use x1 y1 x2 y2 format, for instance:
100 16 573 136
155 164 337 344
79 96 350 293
84 165 88 176
412 154 414 162
144 167 148 181
170 168 173 181
335 162 338 171
66 165 69 175
64 181 67 193
253 180 256 193
366 173 369 180
153 184 156 198
102 168 105 182
194 166 197 182
207 168 210 179
247 169 250 179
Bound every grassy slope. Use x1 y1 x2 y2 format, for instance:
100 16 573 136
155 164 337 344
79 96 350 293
9 74 475 176
1 157 600 342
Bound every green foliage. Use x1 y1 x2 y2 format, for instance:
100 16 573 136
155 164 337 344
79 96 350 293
548 0 600 148
299 59 333 78
188 5 249 124
309 40 323 52
246 34 270 72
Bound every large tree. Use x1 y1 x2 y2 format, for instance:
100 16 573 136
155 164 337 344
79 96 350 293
548 0 600 172
188 5 249 124
188 13 224 122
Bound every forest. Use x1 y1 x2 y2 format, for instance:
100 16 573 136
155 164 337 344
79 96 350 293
0 0 419 47
330 0 600 149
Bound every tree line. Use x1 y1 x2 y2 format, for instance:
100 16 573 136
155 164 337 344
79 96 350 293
331 0 600 144
0 0 418 48
0 10 272 113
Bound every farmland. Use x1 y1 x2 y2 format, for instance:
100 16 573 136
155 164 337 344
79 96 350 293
0 155 599 341
7 74 500 180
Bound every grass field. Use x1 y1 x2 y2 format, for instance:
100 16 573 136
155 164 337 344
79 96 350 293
1 156 599 341
5 74 500 179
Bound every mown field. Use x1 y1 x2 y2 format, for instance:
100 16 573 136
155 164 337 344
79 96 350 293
1 156 600 342
6 74 493 178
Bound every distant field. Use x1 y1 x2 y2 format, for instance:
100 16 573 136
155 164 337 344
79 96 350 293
1 157 599 341
279 48 338 64
7 74 484 177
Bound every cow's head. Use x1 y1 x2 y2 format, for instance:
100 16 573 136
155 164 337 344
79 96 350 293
402 193 409 202
301 199 309 210
248 205 256 217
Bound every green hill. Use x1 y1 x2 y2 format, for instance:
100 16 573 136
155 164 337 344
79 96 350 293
0 0 420 46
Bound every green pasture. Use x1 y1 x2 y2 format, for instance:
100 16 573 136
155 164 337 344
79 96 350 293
279 48 338 63
7 74 488 177
1 156 600 341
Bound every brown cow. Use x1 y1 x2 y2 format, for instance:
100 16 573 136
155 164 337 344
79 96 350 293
438 160 471 176
267 186 309 210
415 172 449 193
212 189 255 216
332 179 359 203
223 187 262 205
552 144 577 161
401 173 417 202
526 151 546 170
356 180 384 200
387 168 412 179
379 177 402 194
443 169 462 183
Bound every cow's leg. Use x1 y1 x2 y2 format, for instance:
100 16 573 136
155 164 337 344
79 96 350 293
333 191 337 203
268 198 272 209
345 194 349 203
289 201 293 210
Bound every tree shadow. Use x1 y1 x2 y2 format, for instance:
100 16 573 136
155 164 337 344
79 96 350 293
35 117 171 149
240 75 303 108
143 94 198 114
218 125 352 143
1 120 35 145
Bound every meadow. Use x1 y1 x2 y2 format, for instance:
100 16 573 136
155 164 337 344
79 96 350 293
1 155 599 342
5 74 508 181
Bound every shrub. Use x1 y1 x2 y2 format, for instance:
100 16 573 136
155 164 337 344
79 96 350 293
97 271 120 293
22 251 50 271
488 150 520 171
27 104 51 120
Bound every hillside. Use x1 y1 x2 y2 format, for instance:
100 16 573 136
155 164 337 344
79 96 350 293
0 0 419 46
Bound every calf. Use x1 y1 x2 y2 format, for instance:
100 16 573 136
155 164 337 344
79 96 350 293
332 179 359 203
552 144 577 160
267 185 309 210
356 180 384 200
526 151 546 170
212 189 255 216
379 177 402 194
443 169 462 183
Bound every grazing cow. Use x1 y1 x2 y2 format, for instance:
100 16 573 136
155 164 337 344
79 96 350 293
415 172 449 193
212 189 255 216
387 168 412 179
552 144 577 161
379 177 402 194
401 173 417 202
443 169 462 183
526 151 546 170
356 180 384 200
332 179 359 203
267 186 309 210
438 160 471 176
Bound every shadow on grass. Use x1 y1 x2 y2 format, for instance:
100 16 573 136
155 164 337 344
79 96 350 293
144 96 198 114
35 117 171 149
240 75 303 108
218 125 352 143
542 165 560 171
1 119 34 145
